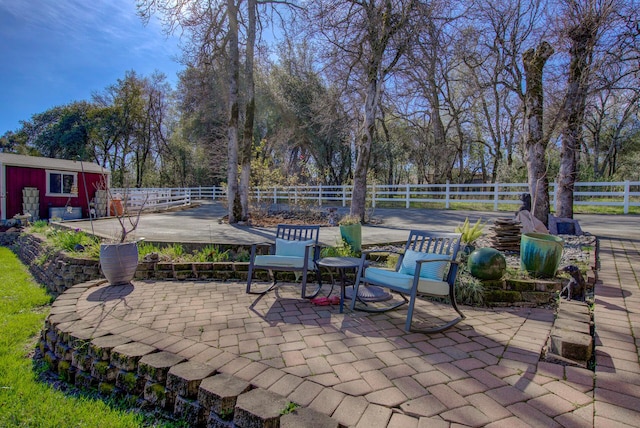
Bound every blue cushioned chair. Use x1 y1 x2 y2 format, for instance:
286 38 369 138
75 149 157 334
350 230 463 333
246 224 322 299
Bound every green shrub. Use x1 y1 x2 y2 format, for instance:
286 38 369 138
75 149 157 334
234 248 251 262
47 228 97 253
138 242 161 259
455 217 485 245
455 265 486 306
320 239 359 258
30 220 49 234
161 243 186 261
194 245 230 262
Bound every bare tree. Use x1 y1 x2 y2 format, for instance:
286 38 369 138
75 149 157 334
463 0 545 183
398 1 465 183
308 0 416 221
523 41 554 224
555 0 617 218
137 0 261 223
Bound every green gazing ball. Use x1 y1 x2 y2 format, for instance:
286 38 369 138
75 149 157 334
467 248 507 280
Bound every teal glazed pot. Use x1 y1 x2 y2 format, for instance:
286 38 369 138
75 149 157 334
467 247 507 280
339 223 362 252
520 233 564 278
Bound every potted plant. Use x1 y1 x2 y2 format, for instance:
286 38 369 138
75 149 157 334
455 217 485 254
339 214 362 253
98 181 148 285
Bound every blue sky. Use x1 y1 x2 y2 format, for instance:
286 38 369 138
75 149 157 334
0 0 183 135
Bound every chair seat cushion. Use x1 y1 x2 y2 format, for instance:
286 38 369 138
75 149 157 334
400 250 451 280
254 255 314 269
365 267 449 296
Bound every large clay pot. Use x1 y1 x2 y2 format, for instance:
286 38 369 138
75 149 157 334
520 233 564 278
468 247 507 280
100 242 138 285
339 223 362 252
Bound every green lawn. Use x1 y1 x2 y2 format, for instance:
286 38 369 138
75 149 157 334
0 247 177 427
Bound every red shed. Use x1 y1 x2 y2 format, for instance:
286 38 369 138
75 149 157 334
0 153 110 222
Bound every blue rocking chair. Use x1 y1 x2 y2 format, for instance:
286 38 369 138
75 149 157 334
350 230 464 333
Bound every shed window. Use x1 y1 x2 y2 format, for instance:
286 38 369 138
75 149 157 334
46 170 78 196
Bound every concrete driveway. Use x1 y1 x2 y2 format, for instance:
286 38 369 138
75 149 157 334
64 201 640 245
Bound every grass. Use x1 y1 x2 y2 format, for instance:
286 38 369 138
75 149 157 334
0 247 182 427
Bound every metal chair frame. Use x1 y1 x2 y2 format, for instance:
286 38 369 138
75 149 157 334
350 230 464 333
246 224 322 299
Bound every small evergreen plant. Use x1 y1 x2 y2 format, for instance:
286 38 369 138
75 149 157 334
455 217 485 245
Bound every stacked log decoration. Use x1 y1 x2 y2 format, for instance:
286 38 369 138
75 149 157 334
490 218 522 252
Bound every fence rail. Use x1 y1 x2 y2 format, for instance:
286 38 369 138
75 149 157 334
111 188 192 213
114 181 640 214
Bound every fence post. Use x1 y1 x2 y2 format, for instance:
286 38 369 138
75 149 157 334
318 184 323 206
493 183 499 211
273 187 277 205
624 180 630 214
406 184 410 209
372 183 376 208
445 180 450 209
342 186 347 207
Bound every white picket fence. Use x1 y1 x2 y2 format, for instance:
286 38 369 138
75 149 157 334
110 188 192 213
115 181 640 214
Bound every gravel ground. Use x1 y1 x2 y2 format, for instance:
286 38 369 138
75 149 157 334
475 233 597 271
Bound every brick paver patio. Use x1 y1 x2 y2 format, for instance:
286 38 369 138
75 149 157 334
64 236 640 427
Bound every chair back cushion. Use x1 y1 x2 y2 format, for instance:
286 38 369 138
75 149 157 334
399 250 451 280
275 238 315 257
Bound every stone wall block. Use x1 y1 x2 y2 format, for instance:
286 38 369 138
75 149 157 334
91 360 119 382
233 388 288 428
167 361 217 399
116 370 146 395
144 380 170 409
174 396 205 427
71 350 94 372
138 351 186 383
89 334 133 361
110 342 157 372
198 373 251 421
280 407 339 428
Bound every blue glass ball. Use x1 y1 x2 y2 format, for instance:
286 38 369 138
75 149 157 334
468 248 507 280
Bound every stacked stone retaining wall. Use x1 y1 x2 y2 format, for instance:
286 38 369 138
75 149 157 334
1 232 293 295
39 279 338 428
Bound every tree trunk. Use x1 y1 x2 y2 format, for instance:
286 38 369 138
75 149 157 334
351 78 378 221
227 0 240 223
523 41 554 226
557 14 599 219
239 0 256 222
